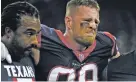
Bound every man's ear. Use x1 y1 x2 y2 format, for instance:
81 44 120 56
5 27 13 38
65 16 72 30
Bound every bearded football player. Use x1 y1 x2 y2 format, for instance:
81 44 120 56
1 1 41 81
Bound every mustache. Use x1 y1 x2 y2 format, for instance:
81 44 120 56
24 44 40 51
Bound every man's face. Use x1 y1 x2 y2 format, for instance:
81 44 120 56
11 15 41 57
68 6 100 46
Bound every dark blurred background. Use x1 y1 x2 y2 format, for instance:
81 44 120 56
2 0 136 54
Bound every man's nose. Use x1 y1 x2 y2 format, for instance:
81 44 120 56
32 33 41 48
88 21 97 30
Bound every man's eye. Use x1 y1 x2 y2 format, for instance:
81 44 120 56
95 20 99 25
26 32 34 36
80 21 90 28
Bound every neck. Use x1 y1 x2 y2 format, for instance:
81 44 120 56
64 32 87 51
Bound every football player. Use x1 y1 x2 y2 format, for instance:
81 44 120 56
1 1 41 81
36 0 120 81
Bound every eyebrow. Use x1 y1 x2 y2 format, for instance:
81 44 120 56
26 29 36 32
26 29 41 33
82 18 100 22
82 18 92 21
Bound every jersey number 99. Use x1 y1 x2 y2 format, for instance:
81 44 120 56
48 63 98 82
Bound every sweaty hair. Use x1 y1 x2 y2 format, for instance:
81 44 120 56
66 0 100 15
1 1 40 36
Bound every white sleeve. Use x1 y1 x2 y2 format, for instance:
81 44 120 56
1 42 12 63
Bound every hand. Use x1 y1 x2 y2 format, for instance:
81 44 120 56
31 48 40 65
111 51 120 59
1 42 12 63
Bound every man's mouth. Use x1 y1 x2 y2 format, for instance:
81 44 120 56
24 44 39 53
24 47 33 53
85 32 94 37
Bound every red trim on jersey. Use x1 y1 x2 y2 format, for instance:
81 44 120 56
12 77 35 82
55 30 96 62
12 78 17 82
55 30 71 49
103 32 117 56
37 31 41 48
32 78 35 82
73 41 96 62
